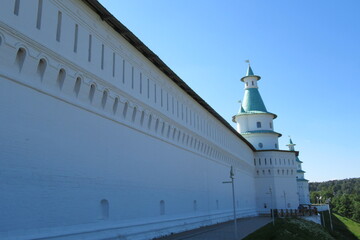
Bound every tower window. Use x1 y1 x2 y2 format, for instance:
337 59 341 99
275 143 278 149
270 122 273 129
246 82 248 87
257 122 261 128
252 81 254 86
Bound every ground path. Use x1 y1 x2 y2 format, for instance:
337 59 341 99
155 216 271 240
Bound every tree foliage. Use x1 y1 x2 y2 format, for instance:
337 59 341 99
309 178 360 223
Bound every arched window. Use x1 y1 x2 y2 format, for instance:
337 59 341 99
74 77 81 97
155 118 159 132
57 68 66 89
140 110 145 125
172 128 177 139
15 47 26 71
101 90 108 109
89 84 95 102
167 125 171 138
256 122 261 128
147 114 152 129
37 58 47 80
100 199 109 220
123 102 128 118
160 200 165 215
161 122 165 135
113 97 119 114
132 107 137 122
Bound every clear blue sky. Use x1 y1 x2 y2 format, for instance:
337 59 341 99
99 0 360 182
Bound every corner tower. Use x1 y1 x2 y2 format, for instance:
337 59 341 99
233 65 281 150
287 138 311 204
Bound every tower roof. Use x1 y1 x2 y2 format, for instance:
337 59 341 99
246 65 255 76
242 88 268 112
235 65 277 118
241 66 266 112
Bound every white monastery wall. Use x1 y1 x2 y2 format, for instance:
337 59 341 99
0 0 257 239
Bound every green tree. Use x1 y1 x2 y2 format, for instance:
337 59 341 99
338 194 353 218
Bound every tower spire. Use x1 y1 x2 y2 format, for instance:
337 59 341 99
233 63 280 150
286 136 296 151
239 64 266 113
245 60 254 76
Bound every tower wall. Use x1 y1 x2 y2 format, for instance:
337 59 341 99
254 151 299 213
235 114 274 133
243 133 279 150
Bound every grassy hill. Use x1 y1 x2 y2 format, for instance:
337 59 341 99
243 214 360 240
322 212 360 240
333 214 360 239
243 218 334 240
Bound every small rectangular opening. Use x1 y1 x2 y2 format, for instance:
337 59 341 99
88 34 92 62
36 0 43 29
74 24 78 52
14 0 20 15
56 11 62 42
